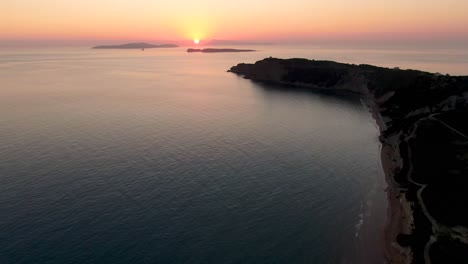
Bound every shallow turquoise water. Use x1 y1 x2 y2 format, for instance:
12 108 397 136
0 47 393 263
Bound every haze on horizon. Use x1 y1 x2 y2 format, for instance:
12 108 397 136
2 0 468 47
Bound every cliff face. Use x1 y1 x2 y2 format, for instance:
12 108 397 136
229 58 468 263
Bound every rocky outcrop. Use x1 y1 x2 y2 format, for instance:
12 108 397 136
229 58 468 263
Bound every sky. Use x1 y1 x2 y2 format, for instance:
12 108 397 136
2 0 468 45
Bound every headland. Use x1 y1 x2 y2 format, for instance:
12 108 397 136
229 58 468 263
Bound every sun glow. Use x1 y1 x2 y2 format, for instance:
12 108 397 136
193 38 200 44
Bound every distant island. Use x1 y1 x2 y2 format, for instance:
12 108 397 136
205 39 273 46
92 42 178 49
187 48 256 53
229 58 468 263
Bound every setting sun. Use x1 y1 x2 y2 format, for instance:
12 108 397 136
193 38 200 44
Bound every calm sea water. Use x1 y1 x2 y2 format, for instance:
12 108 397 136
0 45 466 263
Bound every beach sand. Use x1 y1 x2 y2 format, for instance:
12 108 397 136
363 93 414 264
381 143 413 263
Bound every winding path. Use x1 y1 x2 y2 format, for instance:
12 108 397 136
430 116 468 140
404 114 468 263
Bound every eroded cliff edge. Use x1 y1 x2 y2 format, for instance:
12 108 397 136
229 58 468 263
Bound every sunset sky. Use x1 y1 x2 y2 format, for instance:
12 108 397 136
2 0 468 44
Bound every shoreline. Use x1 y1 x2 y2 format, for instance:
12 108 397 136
361 93 412 263
381 143 413 263
362 93 413 263
228 57 468 262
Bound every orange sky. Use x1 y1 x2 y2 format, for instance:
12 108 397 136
2 0 468 44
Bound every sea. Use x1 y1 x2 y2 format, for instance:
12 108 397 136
1 45 467 263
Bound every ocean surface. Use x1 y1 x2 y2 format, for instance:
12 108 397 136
0 45 466 263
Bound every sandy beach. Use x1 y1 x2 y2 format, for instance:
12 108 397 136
363 92 414 263
381 143 413 263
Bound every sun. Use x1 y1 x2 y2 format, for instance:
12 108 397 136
193 38 200 44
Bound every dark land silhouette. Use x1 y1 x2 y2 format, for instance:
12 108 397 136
205 39 273 45
229 57 468 263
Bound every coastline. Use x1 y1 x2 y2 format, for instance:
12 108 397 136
362 93 413 263
356 92 406 263
228 57 468 263
381 142 413 263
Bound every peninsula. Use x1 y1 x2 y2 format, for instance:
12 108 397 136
187 48 256 53
92 42 178 49
229 58 468 263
